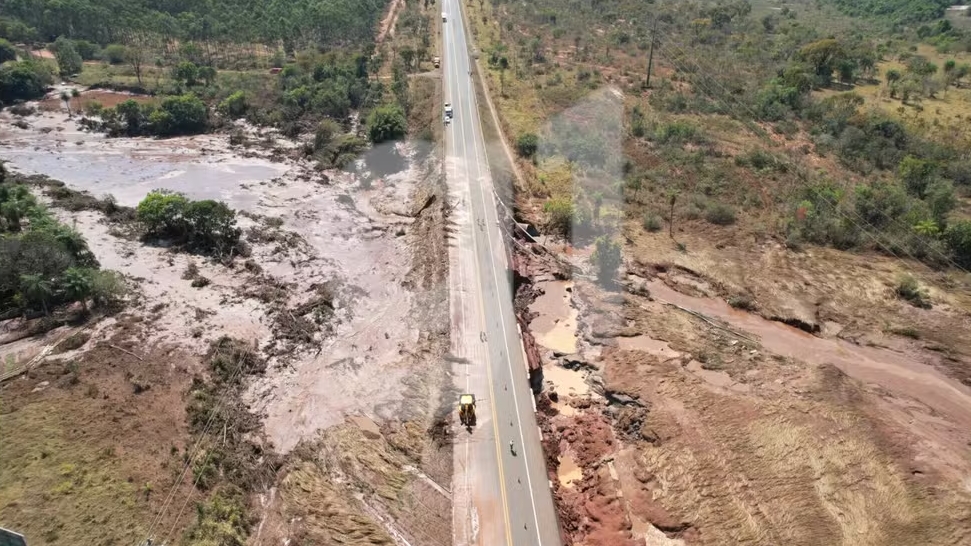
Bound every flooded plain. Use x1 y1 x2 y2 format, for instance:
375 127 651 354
0 99 440 452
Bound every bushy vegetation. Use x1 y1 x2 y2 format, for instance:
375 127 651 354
0 38 16 64
136 190 241 256
642 212 662 232
366 102 407 143
82 95 210 137
182 336 275 543
591 236 622 286
0 60 53 105
895 274 931 308
516 133 539 158
0 168 125 317
822 0 955 26
459 0 971 280
1 0 389 51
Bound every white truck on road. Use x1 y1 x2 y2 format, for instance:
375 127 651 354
444 102 454 125
442 12 447 22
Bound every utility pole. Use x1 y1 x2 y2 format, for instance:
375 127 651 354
646 17 658 89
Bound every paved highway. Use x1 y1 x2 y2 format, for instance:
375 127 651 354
442 0 562 544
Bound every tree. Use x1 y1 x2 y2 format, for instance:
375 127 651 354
125 44 146 85
943 59 957 94
183 199 240 254
516 133 539 158
955 63 971 87
61 266 92 312
155 94 208 136
60 90 71 116
198 65 217 86
944 220 971 268
798 39 843 86
19 273 52 315
837 58 856 85
0 38 16 64
906 56 937 77
885 68 901 86
366 102 407 143
219 91 247 118
313 119 342 152
71 88 81 112
103 44 127 65
54 39 83 77
926 180 956 227
898 155 938 198
73 40 99 61
89 269 126 308
543 197 576 237
137 190 190 236
399 46 416 72
52 224 96 266
591 236 622 286
858 54 876 81
854 182 907 229
0 183 36 230
173 61 200 87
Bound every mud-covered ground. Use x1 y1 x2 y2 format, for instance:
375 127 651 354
515 227 971 545
0 90 452 544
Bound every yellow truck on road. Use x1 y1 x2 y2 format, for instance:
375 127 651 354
459 394 476 429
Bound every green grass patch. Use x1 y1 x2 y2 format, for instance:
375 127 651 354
0 402 145 544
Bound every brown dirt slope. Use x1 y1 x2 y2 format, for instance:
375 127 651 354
0 331 197 545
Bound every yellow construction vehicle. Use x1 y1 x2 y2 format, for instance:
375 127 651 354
459 394 476 429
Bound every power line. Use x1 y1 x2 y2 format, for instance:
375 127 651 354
138 354 250 545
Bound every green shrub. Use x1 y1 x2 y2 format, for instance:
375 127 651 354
705 203 736 225
313 119 342 152
653 120 702 144
173 61 199 86
0 38 16 64
102 44 127 65
156 94 208 135
543 197 576 237
0 60 52 103
53 37 82 76
366 102 406 143
0 182 122 316
321 134 367 168
642 212 662 232
944 220 971 268
218 91 247 118
516 132 539 158
73 40 99 61
136 190 240 255
895 274 931 309
591 236 622 285
736 149 789 172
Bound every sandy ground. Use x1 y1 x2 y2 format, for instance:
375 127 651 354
0 94 441 455
515 230 971 545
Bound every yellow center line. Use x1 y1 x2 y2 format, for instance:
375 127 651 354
445 1 514 542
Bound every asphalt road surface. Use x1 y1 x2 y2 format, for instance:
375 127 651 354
442 0 562 544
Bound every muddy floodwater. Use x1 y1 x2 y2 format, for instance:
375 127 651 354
529 280 578 355
0 105 436 452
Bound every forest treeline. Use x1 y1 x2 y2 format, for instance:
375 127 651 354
0 0 389 50
822 0 959 26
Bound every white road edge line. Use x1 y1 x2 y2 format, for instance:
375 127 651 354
455 0 544 536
